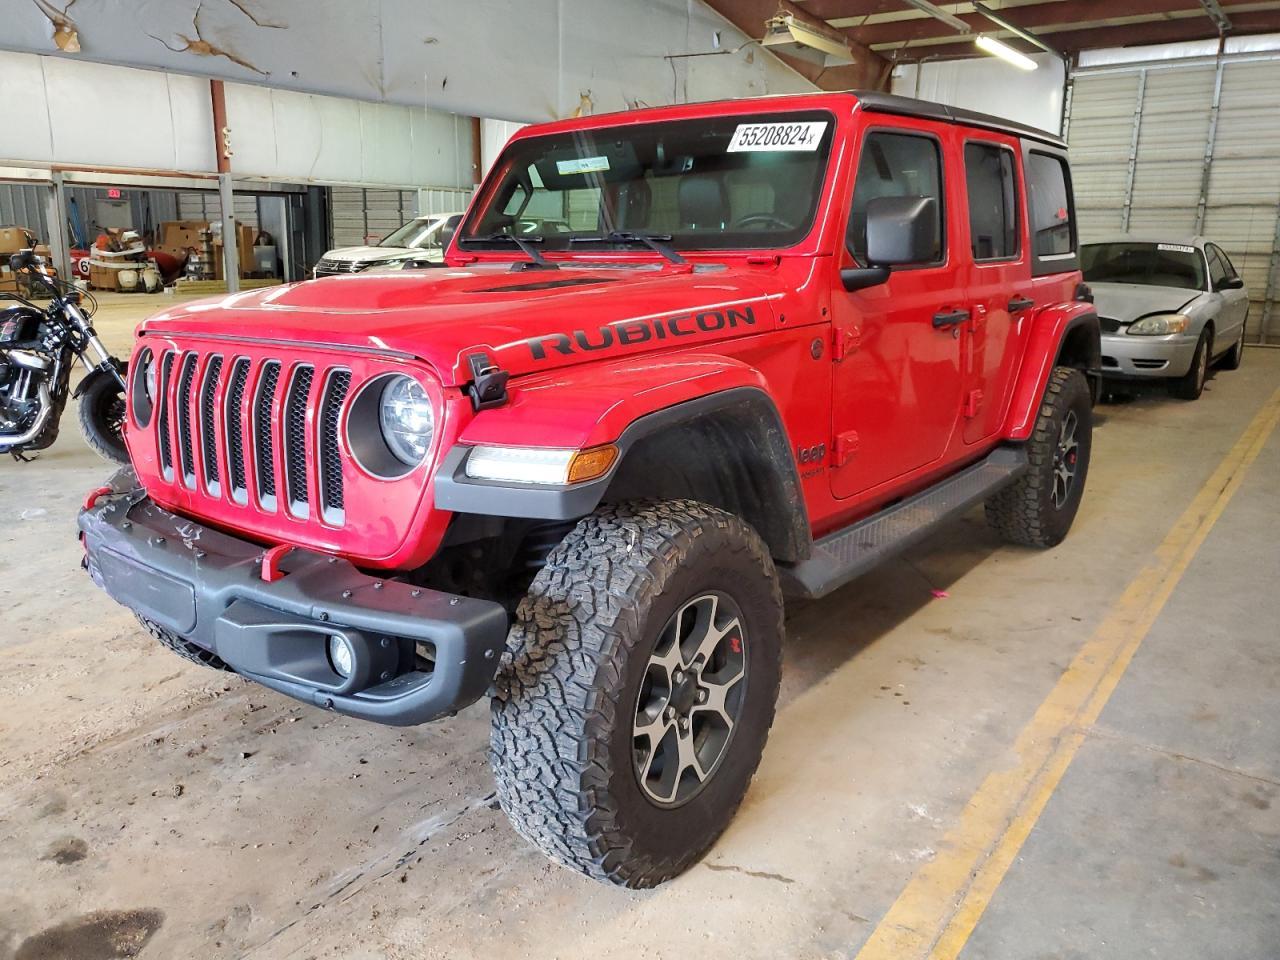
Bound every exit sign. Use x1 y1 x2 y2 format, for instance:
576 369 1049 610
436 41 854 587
106 188 122 199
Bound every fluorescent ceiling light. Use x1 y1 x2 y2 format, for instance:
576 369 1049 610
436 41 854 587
761 14 855 67
974 34 1037 71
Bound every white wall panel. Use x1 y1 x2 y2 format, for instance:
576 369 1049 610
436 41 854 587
891 53 1066 134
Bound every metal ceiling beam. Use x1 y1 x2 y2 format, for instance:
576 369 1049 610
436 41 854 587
1031 8 1280 47
1200 0 1235 29
837 0 1227 46
901 0 972 32
700 0 893 89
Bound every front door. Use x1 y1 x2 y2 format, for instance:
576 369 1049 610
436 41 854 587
960 137 1031 444
830 126 966 500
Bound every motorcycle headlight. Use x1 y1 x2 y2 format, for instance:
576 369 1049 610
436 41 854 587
378 376 434 467
1127 313 1190 336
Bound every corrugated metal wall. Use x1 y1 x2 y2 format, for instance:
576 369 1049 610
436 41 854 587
1068 55 1280 343
328 186 471 249
0 182 180 246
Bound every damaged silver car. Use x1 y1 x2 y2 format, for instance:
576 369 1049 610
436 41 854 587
1082 237 1248 400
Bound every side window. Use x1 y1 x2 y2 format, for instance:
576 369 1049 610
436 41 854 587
964 142 1019 261
847 131 944 266
1206 247 1228 288
1025 152 1074 258
1210 244 1238 280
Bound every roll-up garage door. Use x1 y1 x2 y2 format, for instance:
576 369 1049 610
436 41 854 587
329 187 418 249
1067 55 1280 343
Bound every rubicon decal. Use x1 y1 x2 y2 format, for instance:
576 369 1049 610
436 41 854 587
526 306 758 360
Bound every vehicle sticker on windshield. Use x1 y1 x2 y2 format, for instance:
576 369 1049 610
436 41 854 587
556 155 611 175
1158 243 1196 254
727 121 827 152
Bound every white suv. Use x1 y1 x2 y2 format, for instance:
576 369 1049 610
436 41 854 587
313 213 464 277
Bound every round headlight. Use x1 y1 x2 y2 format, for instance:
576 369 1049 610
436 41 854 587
378 375 434 467
131 348 156 428
143 353 158 402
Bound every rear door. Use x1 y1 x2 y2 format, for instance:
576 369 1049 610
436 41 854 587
960 137 1030 444
830 123 966 500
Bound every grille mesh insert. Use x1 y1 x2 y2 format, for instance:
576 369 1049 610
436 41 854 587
320 371 351 513
176 354 197 484
285 366 314 509
255 362 281 500
199 356 223 486
156 352 174 475
226 359 250 494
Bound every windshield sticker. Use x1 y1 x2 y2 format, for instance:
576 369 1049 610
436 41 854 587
555 155 611 175
727 121 827 153
1158 243 1196 254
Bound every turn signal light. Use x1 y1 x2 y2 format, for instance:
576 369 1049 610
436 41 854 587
567 444 619 484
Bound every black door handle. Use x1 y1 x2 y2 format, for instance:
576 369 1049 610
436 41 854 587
933 308 969 329
1008 295 1036 313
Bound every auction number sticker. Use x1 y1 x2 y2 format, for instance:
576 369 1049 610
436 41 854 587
727 121 827 152
556 155 611 175
1158 243 1196 254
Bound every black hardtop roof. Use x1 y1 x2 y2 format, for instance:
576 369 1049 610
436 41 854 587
851 91 1067 150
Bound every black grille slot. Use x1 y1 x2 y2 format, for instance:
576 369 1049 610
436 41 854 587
176 353 198 486
156 352 175 478
1099 316 1120 334
319 371 351 516
284 366 314 513
254 361 281 504
226 359 250 497
199 356 223 488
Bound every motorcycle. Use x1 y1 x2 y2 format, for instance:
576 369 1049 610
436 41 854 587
0 249 129 463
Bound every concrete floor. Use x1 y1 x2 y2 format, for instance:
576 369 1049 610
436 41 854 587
0 293 1277 959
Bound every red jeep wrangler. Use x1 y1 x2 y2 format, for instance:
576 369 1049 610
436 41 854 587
80 92 1099 887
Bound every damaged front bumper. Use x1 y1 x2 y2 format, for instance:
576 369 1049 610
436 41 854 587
78 469 510 726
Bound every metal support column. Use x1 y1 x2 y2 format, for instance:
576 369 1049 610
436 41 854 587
1194 57 1226 235
44 172 71 283
218 172 240 294
1259 198 1280 346
1120 68 1148 234
1060 75 1075 141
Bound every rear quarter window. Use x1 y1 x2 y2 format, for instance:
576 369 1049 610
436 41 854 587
1025 150 1077 275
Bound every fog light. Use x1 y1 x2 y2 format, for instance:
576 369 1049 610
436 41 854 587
328 635 355 678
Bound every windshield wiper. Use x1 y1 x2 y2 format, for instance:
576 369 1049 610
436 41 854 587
569 231 686 265
458 231 557 269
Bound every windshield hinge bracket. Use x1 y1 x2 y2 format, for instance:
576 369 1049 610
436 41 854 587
465 352 510 412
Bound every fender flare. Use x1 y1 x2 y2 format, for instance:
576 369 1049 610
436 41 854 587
1002 303 1099 441
434 367 809 560
72 357 127 400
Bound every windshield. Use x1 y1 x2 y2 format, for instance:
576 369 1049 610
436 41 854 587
1081 242 1206 291
379 215 457 249
460 110 835 252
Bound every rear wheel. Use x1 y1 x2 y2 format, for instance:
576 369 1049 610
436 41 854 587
489 500 783 888
985 366 1093 548
1169 329 1210 400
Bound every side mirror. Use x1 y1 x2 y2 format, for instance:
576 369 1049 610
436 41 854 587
841 196 939 292
1219 276 1245 291
438 221 458 250
866 195 939 266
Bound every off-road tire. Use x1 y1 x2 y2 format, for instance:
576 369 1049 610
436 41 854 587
137 615 234 671
490 499 784 888
1219 316 1246 371
985 366 1092 548
77 373 129 464
1169 329 1211 401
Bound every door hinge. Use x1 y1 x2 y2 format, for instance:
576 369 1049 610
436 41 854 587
832 326 861 361
834 430 859 467
963 388 984 418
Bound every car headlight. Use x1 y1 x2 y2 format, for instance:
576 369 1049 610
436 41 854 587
1127 313 1190 336
379 376 434 467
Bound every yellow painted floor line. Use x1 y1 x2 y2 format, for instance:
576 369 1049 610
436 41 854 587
855 386 1280 960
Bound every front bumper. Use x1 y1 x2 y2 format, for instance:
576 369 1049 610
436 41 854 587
1099 332 1200 378
78 470 510 726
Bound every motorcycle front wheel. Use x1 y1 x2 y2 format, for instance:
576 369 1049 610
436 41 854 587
77 374 129 464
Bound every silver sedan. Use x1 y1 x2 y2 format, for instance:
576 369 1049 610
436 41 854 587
1081 236 1249 400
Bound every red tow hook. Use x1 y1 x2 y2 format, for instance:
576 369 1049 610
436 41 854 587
83 486 113 510
261 543 294 583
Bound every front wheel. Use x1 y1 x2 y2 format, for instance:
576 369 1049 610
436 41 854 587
985 366 1093 548
1169 329 1210 400
490 500 783 888
77 372 129 464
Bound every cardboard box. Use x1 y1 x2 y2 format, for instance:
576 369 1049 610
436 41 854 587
89 264 120 291
0 226 37 254
212 224 257 278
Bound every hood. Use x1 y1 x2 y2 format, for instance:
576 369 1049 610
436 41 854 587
1090 282 1206 325
322 245 420 263
140 263 781 386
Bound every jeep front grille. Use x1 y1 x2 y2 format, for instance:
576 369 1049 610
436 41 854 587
148 349 354 524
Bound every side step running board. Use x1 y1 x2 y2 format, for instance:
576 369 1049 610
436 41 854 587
778 446 1028 600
